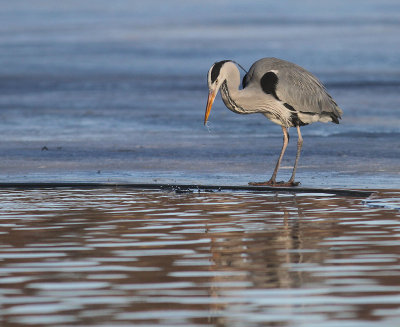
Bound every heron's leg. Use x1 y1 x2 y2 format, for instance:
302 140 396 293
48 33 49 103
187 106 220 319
287 125 303 185
270 126 289 183
249 126 289 186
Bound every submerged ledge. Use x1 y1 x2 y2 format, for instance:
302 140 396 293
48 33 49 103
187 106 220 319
0 182 375 197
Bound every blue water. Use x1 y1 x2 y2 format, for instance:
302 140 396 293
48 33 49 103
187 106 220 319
0 188 399 327
0 0 399 187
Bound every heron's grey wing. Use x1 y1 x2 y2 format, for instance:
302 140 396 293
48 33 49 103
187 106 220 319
246 58 343 119
276 66 342 117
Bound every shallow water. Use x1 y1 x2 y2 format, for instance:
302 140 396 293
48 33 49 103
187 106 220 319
1 188 400 326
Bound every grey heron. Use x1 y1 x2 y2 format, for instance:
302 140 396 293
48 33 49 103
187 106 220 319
204 57 343 186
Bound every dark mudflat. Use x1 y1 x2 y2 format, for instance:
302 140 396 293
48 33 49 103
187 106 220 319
0 182 375 197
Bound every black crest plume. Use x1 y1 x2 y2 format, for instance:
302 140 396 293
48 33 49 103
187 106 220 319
210 60 248 83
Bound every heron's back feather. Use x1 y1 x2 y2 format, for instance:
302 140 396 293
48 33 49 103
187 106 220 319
243 58 343 124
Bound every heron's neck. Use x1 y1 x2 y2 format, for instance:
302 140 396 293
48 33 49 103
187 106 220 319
220 76 248 114
221 75 275 115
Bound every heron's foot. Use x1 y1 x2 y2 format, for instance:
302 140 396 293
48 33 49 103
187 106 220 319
249 180 300 187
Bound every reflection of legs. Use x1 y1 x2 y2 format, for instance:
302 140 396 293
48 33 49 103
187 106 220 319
288 125 303 185
249 126 289 186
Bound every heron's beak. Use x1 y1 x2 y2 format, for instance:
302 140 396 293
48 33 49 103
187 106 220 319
204 91 216 125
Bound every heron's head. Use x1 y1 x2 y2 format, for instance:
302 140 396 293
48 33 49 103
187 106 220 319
204 60 236 125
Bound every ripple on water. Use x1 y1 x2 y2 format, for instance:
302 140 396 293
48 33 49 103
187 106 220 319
10 315 78 325
0 188 399 326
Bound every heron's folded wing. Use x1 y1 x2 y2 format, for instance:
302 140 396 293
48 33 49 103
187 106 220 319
277 67 342 117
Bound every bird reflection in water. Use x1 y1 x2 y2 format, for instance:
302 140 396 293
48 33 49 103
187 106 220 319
204 193 308 323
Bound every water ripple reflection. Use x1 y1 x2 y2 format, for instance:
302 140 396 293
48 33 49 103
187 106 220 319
0 188 399 326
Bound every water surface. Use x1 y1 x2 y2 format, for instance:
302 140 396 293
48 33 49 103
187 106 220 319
1 188 400 326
